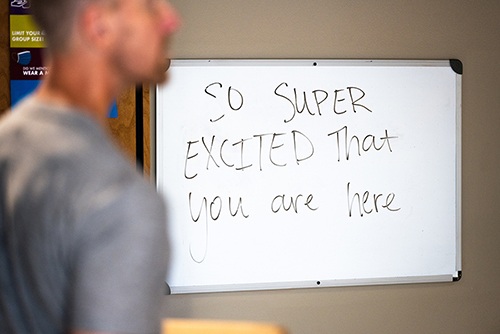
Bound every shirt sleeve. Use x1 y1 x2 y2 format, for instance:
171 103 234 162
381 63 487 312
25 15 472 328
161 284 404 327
69 181 168 334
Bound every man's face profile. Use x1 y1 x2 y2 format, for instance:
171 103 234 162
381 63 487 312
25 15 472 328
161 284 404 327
107 0 180 85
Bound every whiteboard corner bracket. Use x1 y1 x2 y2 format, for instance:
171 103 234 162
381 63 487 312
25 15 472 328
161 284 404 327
450 59 463 75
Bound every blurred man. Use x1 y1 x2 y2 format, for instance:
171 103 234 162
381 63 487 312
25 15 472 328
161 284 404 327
0 0 180 333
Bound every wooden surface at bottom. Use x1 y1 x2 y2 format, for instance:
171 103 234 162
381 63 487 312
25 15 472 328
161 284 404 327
163 318 288 334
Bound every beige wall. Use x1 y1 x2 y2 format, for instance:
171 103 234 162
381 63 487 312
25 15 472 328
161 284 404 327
162 0 500 333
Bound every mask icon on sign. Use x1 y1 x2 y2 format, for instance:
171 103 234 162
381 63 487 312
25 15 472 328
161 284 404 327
17 51 32 66
11 0 30 9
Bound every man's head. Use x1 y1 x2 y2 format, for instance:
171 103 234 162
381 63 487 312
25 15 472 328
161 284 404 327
31 0 82 52
31 0 180 85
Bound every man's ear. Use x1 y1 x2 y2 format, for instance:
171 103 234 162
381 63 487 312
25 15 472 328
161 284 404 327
78 2 118 51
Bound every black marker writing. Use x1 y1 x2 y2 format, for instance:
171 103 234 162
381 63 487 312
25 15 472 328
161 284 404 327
188 192 208 263
184 140 199 179
292 130 315 165
348 87 372 113
188 192 250 263
205 82 224 122
202 136 220 169
184 131 315 178
233 137 253 171
346 182 401 217
327 126 398 162
271 193 319 213
205 82 244 123
333 87 373 114
228 86 243 111
274 83 373 123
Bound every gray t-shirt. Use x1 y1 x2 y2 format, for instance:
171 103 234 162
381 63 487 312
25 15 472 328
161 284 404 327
0 97 168 334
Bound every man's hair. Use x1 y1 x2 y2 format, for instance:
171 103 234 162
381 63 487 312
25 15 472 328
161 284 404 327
31 0 99 52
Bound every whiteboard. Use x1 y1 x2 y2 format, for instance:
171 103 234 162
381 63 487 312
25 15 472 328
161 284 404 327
155 59 462 294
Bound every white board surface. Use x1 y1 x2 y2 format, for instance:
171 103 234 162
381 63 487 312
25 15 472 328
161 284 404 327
156 59 462 294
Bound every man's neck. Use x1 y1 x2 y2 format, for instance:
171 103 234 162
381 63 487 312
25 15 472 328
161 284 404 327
35 51 122 127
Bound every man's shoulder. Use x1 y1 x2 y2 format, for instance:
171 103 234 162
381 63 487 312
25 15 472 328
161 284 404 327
3 96 129 174
1 96 163 215
1 97 106 155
